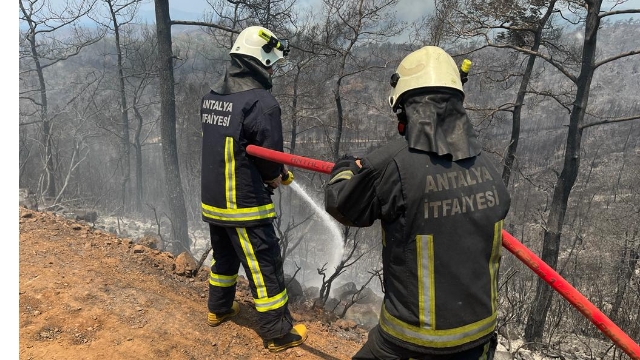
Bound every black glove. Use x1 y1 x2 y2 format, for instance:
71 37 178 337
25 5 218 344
329 154 361 182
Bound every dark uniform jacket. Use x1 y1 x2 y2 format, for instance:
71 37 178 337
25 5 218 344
325 93 511 354
200 87 285 227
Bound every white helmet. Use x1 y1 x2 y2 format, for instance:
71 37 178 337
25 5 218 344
230 26 289 67
388 46 464 110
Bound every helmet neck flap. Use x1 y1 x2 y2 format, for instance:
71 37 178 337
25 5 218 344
211 54 273 94
401 89 481 161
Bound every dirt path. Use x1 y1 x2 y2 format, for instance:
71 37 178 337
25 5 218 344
19 207 365 360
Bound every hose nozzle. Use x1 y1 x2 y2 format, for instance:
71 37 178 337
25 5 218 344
281 170 294 185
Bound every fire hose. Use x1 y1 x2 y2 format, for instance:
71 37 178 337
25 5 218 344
246 144 640 360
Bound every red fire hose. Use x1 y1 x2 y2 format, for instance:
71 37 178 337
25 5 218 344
246 144 640 360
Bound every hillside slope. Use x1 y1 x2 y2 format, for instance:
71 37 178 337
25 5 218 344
19 207 365 360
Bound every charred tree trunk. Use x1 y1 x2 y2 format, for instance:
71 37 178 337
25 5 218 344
524 0 602 344
331 41 351 163
502 0 557 186
154 0 190 254
107 1 132 212
332 77 344 162
132 104 144 213
24 15 56 199
290 68 300 155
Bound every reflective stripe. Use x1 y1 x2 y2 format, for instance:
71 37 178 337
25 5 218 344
416 235 435 328
202 202 276 222
224 137 236 209
379 303 496 348
328 170 354 184
236 228 267 298
209 272 238 287
202 136 276 223
489 221 503 313
479 339 491 360
254 289 288 312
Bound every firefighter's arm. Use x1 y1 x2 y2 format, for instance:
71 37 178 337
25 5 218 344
245 99 286 183
324 155 380 227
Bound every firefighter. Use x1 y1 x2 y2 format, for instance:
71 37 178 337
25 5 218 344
200 25 306 353
324 46 511 360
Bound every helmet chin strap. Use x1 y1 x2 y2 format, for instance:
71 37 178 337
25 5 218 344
395 105 407 136
397 122 406 136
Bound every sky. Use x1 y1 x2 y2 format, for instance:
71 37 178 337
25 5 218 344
134 0 435 24
20 0 640 23
133 0 639 24
19 0 640 32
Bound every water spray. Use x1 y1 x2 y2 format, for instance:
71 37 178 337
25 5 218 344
246 144 640 360
287 182 344 271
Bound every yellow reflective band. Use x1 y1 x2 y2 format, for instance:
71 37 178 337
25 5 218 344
254 289 288 312
236 228 267 298
489 220 503 313
417 235 435 328
209 272 238 287
202 202 276 222
328 170 354 184
224 137 237 209
479 339 491 360
379 304 496 348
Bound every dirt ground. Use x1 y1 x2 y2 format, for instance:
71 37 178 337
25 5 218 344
19 207 367 360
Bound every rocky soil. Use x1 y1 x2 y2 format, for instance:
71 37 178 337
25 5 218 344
19 207 367 360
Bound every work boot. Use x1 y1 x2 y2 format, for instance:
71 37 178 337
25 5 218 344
207 301 239 326
263 324 308 353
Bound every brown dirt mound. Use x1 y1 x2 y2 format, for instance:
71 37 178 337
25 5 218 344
19 207 366 359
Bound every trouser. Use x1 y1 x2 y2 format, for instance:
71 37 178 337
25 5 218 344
207 222 293 340
352 325 497 360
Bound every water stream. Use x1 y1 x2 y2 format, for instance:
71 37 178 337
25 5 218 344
288 181 345 271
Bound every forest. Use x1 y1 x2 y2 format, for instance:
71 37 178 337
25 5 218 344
19 0 640 359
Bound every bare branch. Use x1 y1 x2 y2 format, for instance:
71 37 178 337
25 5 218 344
170 20 239 34
525 90 573 113
599 9 640 18
594 49 640 69
487 43 577 83
581 115 640 130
